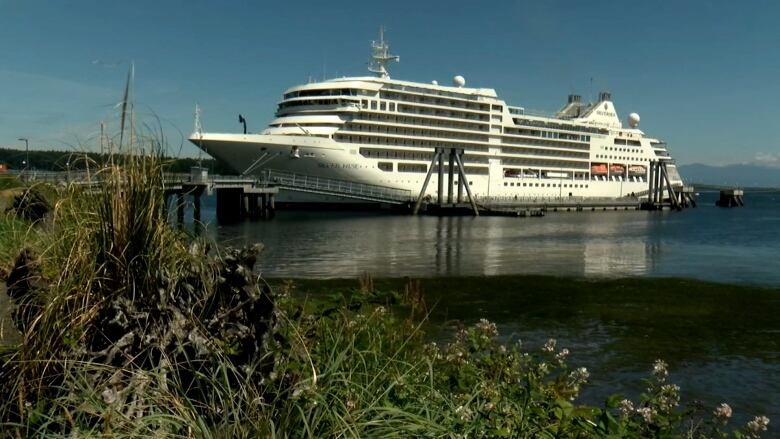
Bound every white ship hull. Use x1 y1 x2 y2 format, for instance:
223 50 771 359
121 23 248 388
194 132 657 203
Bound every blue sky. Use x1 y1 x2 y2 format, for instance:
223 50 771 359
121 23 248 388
1 0 779 166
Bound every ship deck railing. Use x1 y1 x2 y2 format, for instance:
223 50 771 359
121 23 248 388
477 195 642 208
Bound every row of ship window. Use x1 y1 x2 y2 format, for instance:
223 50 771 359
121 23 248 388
384 84 479 101
359 147 589 173
614 138 642 146
604 145 641 152
359 113 486 132
377 161 481 177
501 159 589 170
278 99 349 111
362 100 491 122
342 122 592 155
513 118 608 135
336 134 488 150
379 91 488 110
348 123 487 142
500 146 589 159
340 135 591 170
336 130 590 155
502 137 590 151
595 155 652 162
504 182 589 188
283 88 364 99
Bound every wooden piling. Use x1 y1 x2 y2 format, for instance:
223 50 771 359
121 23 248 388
448 149 455 204
716 189 744 207
176 193 185 224
437 149 444 206
193 193 201 222
216 188 243 223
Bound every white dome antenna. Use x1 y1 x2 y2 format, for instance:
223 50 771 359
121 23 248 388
453 75 465 87
431 80 438 85
628 112 640 128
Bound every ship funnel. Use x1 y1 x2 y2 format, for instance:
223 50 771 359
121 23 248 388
598 91 612 102
567 94 581 103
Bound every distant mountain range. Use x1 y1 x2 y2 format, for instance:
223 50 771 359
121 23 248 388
678 164 780 188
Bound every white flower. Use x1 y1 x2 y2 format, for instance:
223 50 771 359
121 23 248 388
555 348 570 363
713 403 732 422
636 407 656 424
476 318 498 337
572 367 589 383
652 359 668 383
746 415 770 438
101 387 117 404
542 338 557 353
455 405 474 422
657 384 680 411
619 399 634 417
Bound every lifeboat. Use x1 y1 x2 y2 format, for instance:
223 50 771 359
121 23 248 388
591 163 608 175
609 164 625 174
628 165 646 175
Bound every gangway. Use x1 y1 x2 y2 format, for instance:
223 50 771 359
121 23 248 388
257 169 412 204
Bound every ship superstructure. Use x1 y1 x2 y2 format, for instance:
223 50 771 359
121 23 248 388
190 31 682 203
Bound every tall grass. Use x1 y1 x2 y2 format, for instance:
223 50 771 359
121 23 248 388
0 79 222 435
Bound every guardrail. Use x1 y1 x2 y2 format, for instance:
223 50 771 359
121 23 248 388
258 169 412 203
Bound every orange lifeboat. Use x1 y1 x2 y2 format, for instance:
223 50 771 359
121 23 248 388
628 165 646 175
591 163 608 175
609 164 625 174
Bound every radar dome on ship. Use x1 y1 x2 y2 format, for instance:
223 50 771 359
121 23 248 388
431 80 438 85
628 113 640 128
452 75 465 87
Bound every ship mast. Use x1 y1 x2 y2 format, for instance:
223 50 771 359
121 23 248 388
367 27 399 78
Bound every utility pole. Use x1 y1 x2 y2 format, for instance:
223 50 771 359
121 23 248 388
18 137 29 171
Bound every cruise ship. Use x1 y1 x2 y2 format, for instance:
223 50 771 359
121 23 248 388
190 31 683 204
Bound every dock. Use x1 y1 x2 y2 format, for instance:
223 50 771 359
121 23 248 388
716 189 745 207
13 159 699 221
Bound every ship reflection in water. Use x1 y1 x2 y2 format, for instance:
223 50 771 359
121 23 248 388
214 211 655 279
209 191 780 286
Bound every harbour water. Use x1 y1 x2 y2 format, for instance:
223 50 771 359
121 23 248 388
207 191 780 286
201 190 780 428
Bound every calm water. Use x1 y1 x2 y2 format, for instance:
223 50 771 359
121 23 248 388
199 191 780 428
206 191 780 285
